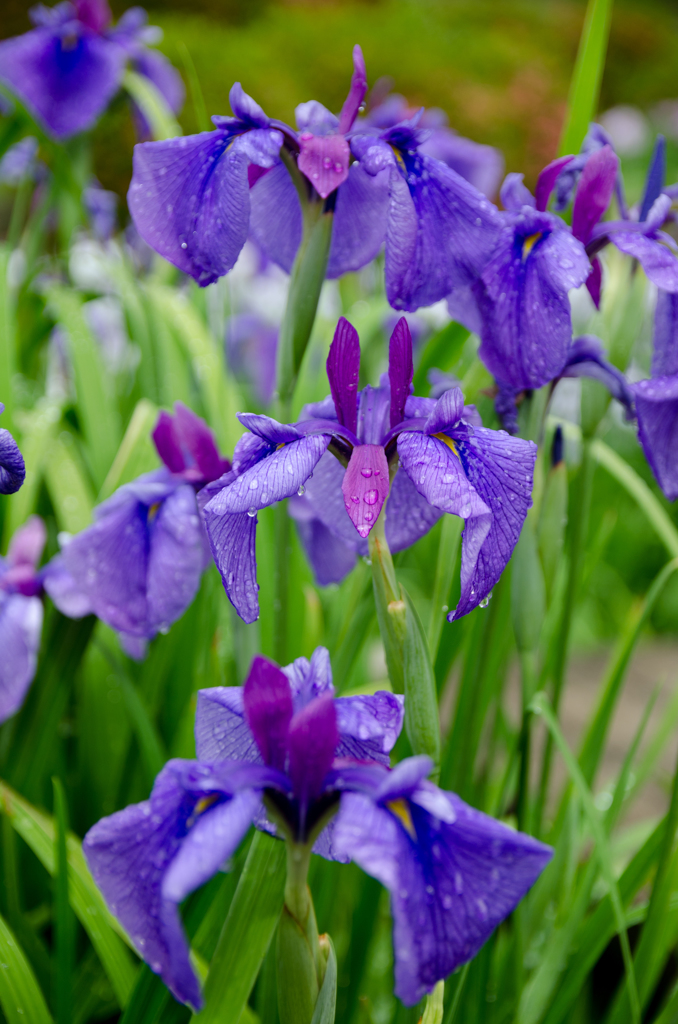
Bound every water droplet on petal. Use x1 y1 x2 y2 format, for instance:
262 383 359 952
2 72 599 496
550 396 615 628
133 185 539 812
363 489 378 505
247 507 256 517
361 468 373 478
297 483 305 496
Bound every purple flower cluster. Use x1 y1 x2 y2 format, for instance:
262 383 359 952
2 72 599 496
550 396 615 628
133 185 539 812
0 0 184 139
45 402 229 656
84 647 552 1010
201 317 536 623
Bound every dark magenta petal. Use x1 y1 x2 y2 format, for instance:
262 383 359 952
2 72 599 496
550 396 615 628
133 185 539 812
173 402 229 482
341 444 390 539
327 317 360 435
535 155 574 212
388 317 413 428
243 655 293 770
152 411 185 474
653 289 678 378
586 256 602 308
298 133 351 199
639 135 666 223
288 693 339 807
632 375 678 501
571 144 618 245
337 44 367 135
0 28 125 139
73 0 112 32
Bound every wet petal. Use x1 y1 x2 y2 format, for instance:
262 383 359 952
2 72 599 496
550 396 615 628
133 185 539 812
423 388 465 436
389 317 413 429
202 508 259 623
632 375 678 501
326 163 390 279
298 133 350 199
0 426 26 495
327 318 360 435
571 144 618 245
534 155 574 212
342 444 390 539
243 655 293 771
652 289 678 378
499 172 534 212
334 692 404 765
384 466 443 551
7 515 46 569
398 432 489 519
289 496 358 586
288 694 338 807
611 232 678 292
249 160 302 273
146 484 206 635
0 594 42 723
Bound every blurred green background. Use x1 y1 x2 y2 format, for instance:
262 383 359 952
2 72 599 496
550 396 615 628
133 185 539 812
3 0 678 199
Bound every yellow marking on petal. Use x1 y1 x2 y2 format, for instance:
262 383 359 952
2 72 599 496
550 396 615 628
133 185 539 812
195 794 220 817
147 501 161 524
387 798 417 840
390 146 407 173
432 432 459 458
276 442 286 451
522 232 543 260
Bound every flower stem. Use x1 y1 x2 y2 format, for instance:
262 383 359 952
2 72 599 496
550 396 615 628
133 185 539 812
369 505 406 693
277 842 325 1024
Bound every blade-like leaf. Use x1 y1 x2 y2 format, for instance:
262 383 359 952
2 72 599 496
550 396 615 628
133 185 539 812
0 911 53 1024
122 70 182 141
44 430 95 534
52 777 75 1024
558 0 614 156
98 398 160 502
311 938 337 1024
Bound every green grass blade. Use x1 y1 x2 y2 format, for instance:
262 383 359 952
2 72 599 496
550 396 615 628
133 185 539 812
3 399 62 543
192 831 285 1024
45 286 121 489
558 0 613 156
427 516 463 662
98 399 159 502
44 430 95 534
0 911 53 1024
178 43 209 133
0 244 18 433
412 321 469 396
0 780 137 1009
52 778 75 1024
591 440 678 558
122 70 182 140
529 692 640 1024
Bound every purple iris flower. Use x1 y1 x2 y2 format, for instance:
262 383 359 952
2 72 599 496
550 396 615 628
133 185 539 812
0 516 46 722
0 0 183 140
0 403 26 495
363 89 504 200
83 649 552 1010
202 317 536 623
44 403 229 651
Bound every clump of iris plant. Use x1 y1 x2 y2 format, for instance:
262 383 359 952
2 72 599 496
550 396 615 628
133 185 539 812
127 46 501 311
0 0 184 140
44 402 229 657
83 647 552 1016
200 316 537 624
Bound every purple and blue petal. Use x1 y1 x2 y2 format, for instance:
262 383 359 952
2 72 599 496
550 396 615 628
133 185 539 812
652 289 678 378
632 375 678 501
0 418 26 494
0 593 43 723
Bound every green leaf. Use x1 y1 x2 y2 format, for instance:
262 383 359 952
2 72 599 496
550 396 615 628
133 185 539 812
427 515 462 661
52 778 75 1024
412 321 469 396
558 0 613 156
44 429 95 534
0 780 137 1009
402 586 441 775
122 70 182 140
192 831 285 1024
45 286 121 489
310 937 337 1024
0 911 53 1024
529 692 640 1024
98 399 160 502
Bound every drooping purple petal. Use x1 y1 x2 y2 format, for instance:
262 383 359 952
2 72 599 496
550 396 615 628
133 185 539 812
571 144 618 245
382 134 501 311
389 317 413 428
0 424 26 495
332 786 552 1006
334 692 404 765
288 494 358 585
298 133 351 199
398 431 490 521
639 135 666 223
243 655 293 771
337 44 367 135
302 450 368 554
423 388 465 436
652 289 678 378
500 173 535 212
202 508 259 623
249 161 303 274
128 120 282 287
327 318 360 434
342 444 390 539
534 155 574 213
145 484 205 634
0 593 43 723
561 335 635 417
452 428 536 619
610 232 678 293
474 210 590 389
326 163 390 278
383 466 443 552
288 694 338 807
0 26 125 139
419 130 504 200
632 375 678 501
195 687 255 762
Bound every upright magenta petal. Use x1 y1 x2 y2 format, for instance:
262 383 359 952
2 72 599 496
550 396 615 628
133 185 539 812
571 144 618 244
173 402 229 482
243 655 293 771
632 375 678 501
653 289 678 378
342 444 390 539
586 256 603 309
152 411 185 474
535 155 574 212
0 28 125 139
74 0 112 33
327 318 360 434
388 317 413 428
287 694 338 807
298 133 351 199
337 44 367 135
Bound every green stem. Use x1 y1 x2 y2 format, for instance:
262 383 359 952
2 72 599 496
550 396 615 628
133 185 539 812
277 842 324 1024
368 503 406 693
517 650 539 833
273 501 291 665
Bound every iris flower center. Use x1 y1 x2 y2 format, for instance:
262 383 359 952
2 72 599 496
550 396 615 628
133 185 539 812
522 232 543 260
387 798 416 839
432 432 459 458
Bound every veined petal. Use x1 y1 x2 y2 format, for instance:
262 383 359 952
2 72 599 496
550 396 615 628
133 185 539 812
335 692 404 765
195 687 257 762
571 144 618 245
423 388 465 436
288 694 338 807
146 485 205 635
303 451 367 553
389 317 413 428
204 434 329 515
611 233 678 292
202 509 259 623
384 466 443 551
342 444 390 539
0 28 125 139
632 375 678 501
289 496 358 586
452 427 536 619
653 289 678 378
337 44 367 135
298 133 350 199
326 163 390 279
499 173 535 212
243 655 293 771
398 432 489 519
0 594 42 723
327 318 360 435
0 427 26 495
284 645 334 706
535 155 574 212
249 161 302 274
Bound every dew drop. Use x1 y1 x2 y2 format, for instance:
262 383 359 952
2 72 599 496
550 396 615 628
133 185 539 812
361 467 373 478
297 483 305 496
180 241 187 249
364 511 374 522
351 495 360 504
363 489 378 505
334 162 343 173
247 507 256 517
